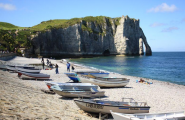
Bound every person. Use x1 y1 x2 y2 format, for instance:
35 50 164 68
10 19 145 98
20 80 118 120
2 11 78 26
41 57 44 63
55 64 59 74
49 62 53 69
47 59 49 66
72 66 75 71
67 62 70 72
139 78 145 83
42 61 45 69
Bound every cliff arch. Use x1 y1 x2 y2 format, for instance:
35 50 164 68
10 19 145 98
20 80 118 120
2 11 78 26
103 49 110 56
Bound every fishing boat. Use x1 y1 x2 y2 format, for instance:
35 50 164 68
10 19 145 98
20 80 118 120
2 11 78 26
78 74 130 87
50 84 105 98
64 73 79 82
65 72 110 82
45 82 99 90
0 64 7 69
16 67 41 74
110 110 185 120
6 65 35 71
17 70 50 80
74 98 150 114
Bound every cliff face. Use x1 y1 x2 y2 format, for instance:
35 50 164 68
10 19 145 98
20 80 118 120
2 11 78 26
28 16 152 57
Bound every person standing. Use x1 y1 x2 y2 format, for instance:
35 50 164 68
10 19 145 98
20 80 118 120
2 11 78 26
55 64 59 74
42 61 45 70
41 57 45 69
41 57 44 63
67 62 70 72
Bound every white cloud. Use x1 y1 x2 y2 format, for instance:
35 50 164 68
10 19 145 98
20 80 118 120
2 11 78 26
162 27 179 32
0 3 16 11
147 3 177 13
150 22 165 27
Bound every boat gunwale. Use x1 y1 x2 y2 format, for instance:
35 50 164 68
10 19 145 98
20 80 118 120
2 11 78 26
74 99 151 108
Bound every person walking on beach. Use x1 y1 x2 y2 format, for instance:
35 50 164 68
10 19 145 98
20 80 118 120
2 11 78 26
67 62 70 72
55 64 59 74
41 57 44 63
42 61 45 70
41 57 45 69
47 59 49 66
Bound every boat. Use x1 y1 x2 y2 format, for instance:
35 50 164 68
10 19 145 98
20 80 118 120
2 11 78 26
110 110 185 120
16 67 41 74
65 72 110 82
74 98 150 114
73 69 101 74
50 84 105 98
45 82 98 90
64 73 79 82
17 70 50 80
6 65 35 71
78 74 130 87
0 64 7 69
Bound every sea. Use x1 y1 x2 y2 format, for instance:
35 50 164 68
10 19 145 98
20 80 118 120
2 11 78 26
68 52 185 86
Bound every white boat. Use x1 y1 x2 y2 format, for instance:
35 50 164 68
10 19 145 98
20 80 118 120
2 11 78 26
50 84 105 98
74 98 150 114
73 69 100 74
45 81 100 91
0 64 7 69
78 74 130 87
6 65 35 71
16 67 41 74
65 72 110 82
110 110 185 120
17 70 50 80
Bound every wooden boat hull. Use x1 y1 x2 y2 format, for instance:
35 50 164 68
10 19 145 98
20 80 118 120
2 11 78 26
45 82 99 91
53 89 105 98
0 64 7 69
80 73 109 78
79 75 129 87
6 65 35 71
16 67 41 73
74 99 150 114
110 111 185 120
17 71 50 80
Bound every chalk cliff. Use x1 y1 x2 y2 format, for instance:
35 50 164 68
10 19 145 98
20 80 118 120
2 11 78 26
27 16 152 57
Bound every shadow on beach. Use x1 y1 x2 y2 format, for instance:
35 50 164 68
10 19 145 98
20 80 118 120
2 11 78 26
59 95 109 100
100 86 133 89
21 78 52 81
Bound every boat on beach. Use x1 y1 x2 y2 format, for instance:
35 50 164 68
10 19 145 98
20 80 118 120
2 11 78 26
65 72 110 82
74 98 150 114
110 110 185 120
16 67 41 74
0 64 7 69
45 81 101 91
6 65 35 71
78 74 130 87
17 70 50 80
50 84 105 98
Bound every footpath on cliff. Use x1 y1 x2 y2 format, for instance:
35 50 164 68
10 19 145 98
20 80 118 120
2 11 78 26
0 56 185 119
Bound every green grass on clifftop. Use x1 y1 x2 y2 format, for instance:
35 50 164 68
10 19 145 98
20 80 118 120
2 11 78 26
0 16 121 31
0 22 24 30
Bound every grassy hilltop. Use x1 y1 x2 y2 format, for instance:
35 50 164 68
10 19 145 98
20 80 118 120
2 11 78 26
0 16 121 53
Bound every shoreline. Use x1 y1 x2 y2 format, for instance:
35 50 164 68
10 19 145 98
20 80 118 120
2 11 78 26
1 56 185 119
66 59 185 88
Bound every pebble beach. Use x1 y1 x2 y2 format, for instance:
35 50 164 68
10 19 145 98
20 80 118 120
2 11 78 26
1 56 185 120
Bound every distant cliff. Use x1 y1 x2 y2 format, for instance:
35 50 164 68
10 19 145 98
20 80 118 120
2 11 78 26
26 15 152 57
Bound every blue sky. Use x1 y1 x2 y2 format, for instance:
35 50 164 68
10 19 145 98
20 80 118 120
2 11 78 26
0 0 185 52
